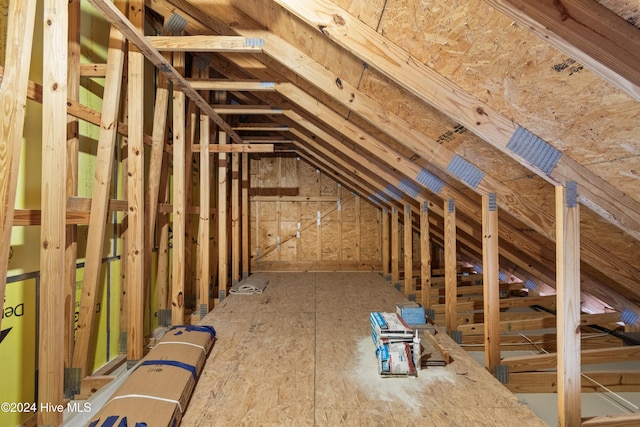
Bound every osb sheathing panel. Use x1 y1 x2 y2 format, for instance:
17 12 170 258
280 214 299 260
251 158 382 266
280 156 299 188
232 0 365 84
320 174 338 196
375 0 640 197
187 273 546 425
320 201 339 261
597 0 640 28
341 196 357 261
299 160 321 196
353 59 537 190
333 0 387 28
360 213 380 260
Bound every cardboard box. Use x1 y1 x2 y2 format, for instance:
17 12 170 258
396 303 426 325
87 325 216 427
86 394 181 427
86 362 193 427
160 325 216 354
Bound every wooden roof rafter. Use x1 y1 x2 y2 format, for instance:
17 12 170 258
86 0 243 144
272 0 640 245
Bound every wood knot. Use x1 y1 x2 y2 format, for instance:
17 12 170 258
333 14 346 26
335 78 343 89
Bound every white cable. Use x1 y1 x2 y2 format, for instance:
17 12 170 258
517 332 639 414
110 393 183 413
156 340 206 355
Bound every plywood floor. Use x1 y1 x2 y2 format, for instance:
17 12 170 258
182 272 546 426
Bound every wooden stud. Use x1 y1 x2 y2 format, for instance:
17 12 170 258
65 0 81 371
73 5 126 376
231 151 241 284
337 184 343 261
126 0 145 364
171 52 186 325
316 193 322 262
156 157 171 319
382 208 390 280
39 0 67 424
144 54 170 327
218 92 229 300
420 201 431 308
482 193 500 374
183 93 196 311
355 193 362 262
556 182 581 427
197 81 211 317
0 0 36 332
119 136 129 356
391 206 399 288
242 153 250 279
403 204 413 297
445 199 457 334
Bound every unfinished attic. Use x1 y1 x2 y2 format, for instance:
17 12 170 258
1 0 640 425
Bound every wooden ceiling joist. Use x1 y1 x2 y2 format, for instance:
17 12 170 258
188 79 277 91
191 143 274 153
501 346 640 373
148 35 264 52
242 137 293 144
506 371 640 393
233 123 289 131
212 104 284 115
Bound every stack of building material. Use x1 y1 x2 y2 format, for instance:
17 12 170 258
370 312 419 377
87 325 216 427
395 302 426 325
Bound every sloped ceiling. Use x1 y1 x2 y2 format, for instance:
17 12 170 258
120 0 640 317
